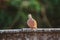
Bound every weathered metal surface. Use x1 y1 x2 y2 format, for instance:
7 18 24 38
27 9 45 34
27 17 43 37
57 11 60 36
0 28 60 40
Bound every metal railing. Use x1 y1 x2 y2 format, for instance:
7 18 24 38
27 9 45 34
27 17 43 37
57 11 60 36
0 28 60 40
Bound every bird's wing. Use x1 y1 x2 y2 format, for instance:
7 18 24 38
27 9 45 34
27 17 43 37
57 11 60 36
27 19 35 27
27 19 37 28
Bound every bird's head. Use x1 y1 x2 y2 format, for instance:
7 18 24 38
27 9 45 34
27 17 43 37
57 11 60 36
28 14 32 18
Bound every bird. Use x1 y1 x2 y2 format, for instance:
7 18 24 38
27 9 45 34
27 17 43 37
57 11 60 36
27 14 37 30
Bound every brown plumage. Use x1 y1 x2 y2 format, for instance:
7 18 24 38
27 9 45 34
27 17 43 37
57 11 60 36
27 14 37 30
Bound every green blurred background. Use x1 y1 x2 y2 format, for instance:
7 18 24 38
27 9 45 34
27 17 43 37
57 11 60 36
0 0 60 29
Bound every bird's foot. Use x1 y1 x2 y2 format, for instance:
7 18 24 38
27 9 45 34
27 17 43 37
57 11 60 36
31 28 37 32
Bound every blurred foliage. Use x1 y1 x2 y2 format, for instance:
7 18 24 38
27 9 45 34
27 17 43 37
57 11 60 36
0 0 60 29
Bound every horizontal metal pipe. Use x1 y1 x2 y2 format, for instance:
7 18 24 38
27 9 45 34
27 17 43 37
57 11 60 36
0 28 60 33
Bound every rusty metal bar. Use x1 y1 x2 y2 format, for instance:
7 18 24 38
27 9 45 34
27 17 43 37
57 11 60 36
0 28 60 40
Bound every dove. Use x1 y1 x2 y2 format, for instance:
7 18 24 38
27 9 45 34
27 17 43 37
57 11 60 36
27 14 37 30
